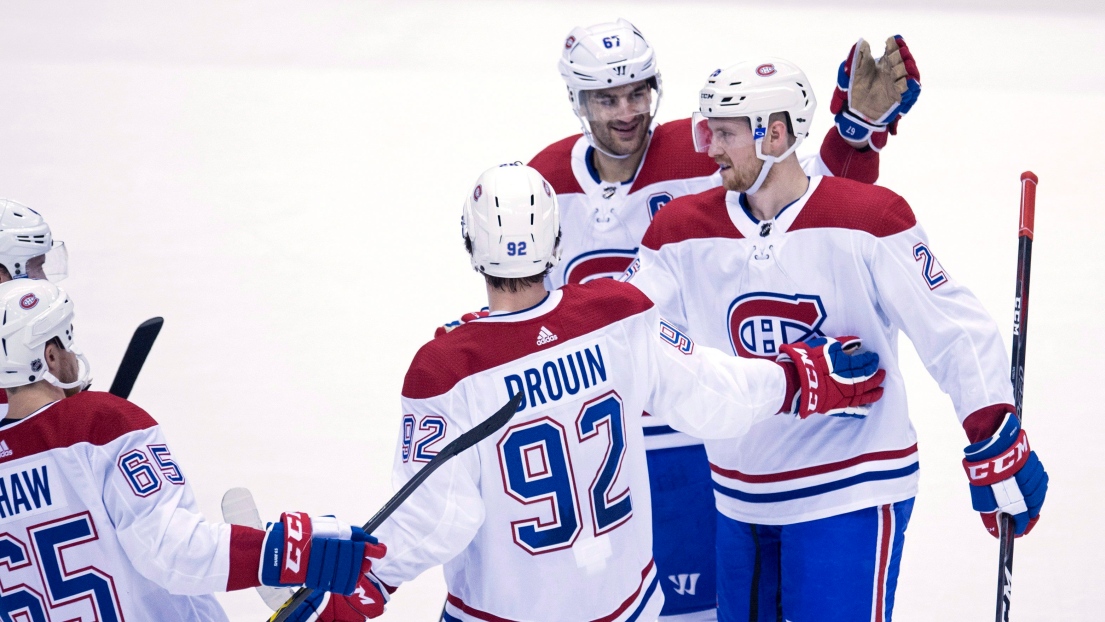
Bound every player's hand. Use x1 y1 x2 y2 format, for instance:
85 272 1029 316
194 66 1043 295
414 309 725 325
282 570 390 621
260 513 387 596
434 307 490 338
830 35 921 151
962 411 1048 538
777 336 886 419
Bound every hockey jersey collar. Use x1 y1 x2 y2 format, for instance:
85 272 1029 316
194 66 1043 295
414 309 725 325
476 289 563 323
726 175 823 239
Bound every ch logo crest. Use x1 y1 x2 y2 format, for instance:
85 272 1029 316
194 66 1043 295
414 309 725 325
728 292 827 358
562 249 638 285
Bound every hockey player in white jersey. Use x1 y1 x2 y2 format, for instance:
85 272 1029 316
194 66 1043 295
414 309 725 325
627 58 1048 621
367 164 886 622
513 20 922 620
0 199 69 418
0 279 390 621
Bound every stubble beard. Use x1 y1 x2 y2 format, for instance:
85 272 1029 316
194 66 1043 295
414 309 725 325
720 158 765 193
591 115 650 157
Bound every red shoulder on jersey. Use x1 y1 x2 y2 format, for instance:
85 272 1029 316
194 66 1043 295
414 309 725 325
632 118 718 189
529 134 584 195
640 186 742 251
0 391 158 463
403 280 653 400
790 177 916 237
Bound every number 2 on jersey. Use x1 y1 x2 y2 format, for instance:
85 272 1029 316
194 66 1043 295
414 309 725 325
497 391 631 554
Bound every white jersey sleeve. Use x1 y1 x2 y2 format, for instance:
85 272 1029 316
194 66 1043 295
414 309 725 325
371 393 485 589
868 219 1013 421
639 310 785 438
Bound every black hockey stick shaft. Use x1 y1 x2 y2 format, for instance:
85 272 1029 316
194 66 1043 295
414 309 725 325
268 392 525 622
108 317 164 399
995 172 1037 622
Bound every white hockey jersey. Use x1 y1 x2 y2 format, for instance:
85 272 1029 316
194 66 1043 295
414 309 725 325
372 279 791 622
529 123 880 451
0 391 265 621
627 176 1014 525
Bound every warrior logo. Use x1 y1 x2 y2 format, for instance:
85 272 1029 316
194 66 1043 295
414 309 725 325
562 249 637 285
727 292 827 358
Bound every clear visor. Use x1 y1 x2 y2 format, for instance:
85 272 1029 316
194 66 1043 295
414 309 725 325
691 113 758 154
27 241 68 282
579 82 655 124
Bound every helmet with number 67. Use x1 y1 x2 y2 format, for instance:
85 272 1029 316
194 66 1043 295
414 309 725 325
0 279 90 390
0 199 69 282
558 19 662 154
462 163 560 279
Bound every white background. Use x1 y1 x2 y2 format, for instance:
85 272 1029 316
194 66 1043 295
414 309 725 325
1 1 1101 619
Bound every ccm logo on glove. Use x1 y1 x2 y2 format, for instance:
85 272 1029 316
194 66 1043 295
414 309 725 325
963 431 1030 485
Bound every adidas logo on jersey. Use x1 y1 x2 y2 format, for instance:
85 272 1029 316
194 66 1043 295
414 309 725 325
536 326 558 346
0 440 11 459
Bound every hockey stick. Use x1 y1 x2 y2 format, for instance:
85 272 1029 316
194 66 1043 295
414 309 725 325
267 392 525 622
222 488 298 611
108 317 164 399
994 171 1037 622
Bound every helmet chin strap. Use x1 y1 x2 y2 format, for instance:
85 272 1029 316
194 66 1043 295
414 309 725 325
579 116 636 160
43 348 92 392
745 132 804 196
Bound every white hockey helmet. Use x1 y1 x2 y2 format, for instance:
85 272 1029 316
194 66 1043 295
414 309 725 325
0 200 68 281
0 279 90 391
558 19 662 155
462 163 560 279
692 59 817 194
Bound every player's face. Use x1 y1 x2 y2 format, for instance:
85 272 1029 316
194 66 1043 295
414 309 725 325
580 82 653 156
705 118 762 192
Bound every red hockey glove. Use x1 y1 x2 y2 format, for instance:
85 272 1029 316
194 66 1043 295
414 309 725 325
830 35 921 151
434 307 490 338
777 336 886 419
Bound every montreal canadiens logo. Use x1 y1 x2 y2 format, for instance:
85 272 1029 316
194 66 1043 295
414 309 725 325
727 292 826 358
709 68 722 78
543 180 552 197
473 184 482 201
756 64 776 77
19 293 39 310
565 35 576 49
563 249 637 285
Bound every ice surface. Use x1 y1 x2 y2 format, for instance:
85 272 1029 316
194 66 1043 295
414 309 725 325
0 1 1101 619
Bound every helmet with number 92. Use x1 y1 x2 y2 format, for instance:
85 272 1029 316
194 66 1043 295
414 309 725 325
462 163 561 279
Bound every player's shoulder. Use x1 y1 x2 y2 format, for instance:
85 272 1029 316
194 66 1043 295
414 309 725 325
633 118 718 189
641 186 740 251
792 177 916 237
403 284 653 400
529 134 584 195
0 392 158 462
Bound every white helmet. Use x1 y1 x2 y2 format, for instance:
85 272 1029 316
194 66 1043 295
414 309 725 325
0 200 68 281
0 279 90 391
558 19 662 156
692 59 817 194
462 163 560 279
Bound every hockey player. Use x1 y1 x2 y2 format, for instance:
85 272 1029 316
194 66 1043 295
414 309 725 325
0 199 69 418
0 279 389 621
626 58 1048 621
360 164 886 622
522 19 921 620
